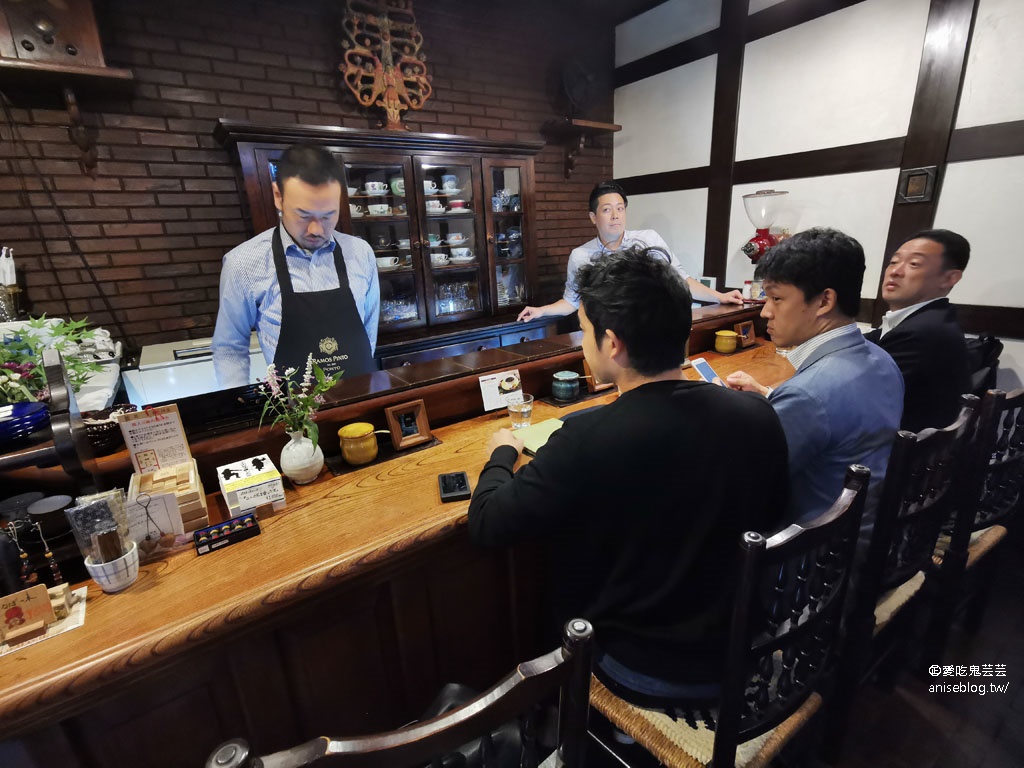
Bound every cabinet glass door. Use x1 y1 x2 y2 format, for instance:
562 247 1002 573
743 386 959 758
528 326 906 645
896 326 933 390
417 159 487 324
485 162 528 311
344 159 425 330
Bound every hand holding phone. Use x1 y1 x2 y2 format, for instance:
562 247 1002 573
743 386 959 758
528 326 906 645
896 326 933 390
690 357 723 386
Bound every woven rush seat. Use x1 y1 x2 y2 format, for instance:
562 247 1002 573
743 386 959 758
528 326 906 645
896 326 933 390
591 677 821 768
873 571 927 633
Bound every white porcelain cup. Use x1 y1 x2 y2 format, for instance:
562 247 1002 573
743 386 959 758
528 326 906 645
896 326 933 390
347 186 357 196
447 233 465 244
349 204 363 216
425 200 444 212
442 174 458 190
368 203 391 216
431 252 450 266
365 181 387 194
450 247 473 259
397 238 411 248
423 180 438 193
376 256 400 268
84 540 140 594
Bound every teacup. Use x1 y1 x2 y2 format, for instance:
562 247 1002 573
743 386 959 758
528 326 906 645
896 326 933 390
397 238 411 248
390 176 405 195
368 203 391 216
349 204 364 217
450 247 473 259
551 371 580 403
425 199 445 213
447 233 466 245
431 253 450 266
442 174 458 190
365 181 387 195
427 233 441 245
423 180 438 194
347 186 357 196
376 256 400 268
449 199 466 210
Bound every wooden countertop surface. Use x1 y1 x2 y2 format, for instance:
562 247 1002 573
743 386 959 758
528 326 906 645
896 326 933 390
0 342 793 737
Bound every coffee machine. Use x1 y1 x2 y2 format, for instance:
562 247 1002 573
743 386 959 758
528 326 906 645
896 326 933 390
740 190 788 263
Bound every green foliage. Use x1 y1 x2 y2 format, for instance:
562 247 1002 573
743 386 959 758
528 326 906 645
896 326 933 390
0 315 103 404
259 354 343 451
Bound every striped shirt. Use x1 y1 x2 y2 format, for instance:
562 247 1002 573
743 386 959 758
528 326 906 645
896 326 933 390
212 225 379 388
778 323 861 371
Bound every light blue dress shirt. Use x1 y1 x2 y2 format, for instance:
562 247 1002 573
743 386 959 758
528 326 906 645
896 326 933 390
212 225 379 388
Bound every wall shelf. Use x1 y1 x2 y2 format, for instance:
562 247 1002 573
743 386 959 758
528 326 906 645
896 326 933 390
542 118 621 178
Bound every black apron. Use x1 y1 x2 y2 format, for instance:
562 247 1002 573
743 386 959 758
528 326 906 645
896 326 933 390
271 227 376 378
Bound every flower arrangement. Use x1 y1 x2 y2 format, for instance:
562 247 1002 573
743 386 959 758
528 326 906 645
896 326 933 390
0 316 102 405
259 354 343 450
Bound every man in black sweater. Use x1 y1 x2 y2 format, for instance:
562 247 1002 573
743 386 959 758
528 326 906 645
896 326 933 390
866 229 971 433
468 248 789 700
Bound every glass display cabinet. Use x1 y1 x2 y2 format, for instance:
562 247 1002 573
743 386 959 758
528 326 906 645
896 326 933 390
219 121 542 353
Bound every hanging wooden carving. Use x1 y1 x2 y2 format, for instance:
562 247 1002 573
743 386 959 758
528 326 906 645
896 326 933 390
340 1 431 131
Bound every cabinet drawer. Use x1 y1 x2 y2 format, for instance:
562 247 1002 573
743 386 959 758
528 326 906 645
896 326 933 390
500 325 551 346
380 337 502 368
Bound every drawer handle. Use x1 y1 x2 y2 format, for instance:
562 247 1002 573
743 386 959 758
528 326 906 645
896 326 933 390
520 336 529 343
477 345 488 352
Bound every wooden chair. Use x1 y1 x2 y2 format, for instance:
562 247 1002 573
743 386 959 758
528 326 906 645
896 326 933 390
925 387 1024 659
822 399 979 764
590 465 871 768
205 618 593 768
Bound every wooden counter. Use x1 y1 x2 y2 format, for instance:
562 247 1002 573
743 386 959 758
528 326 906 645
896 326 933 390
0 341 792 768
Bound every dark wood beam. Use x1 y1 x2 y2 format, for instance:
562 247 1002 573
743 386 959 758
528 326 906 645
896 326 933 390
747 0 867 42
733 138 905 184
871 0 980 325
614 29 720 88
948 120 1024 163
617 166 710 195
704 0 749 289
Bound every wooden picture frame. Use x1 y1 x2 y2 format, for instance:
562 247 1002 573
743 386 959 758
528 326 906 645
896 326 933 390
384 399 432 450
735 320 757 348
583 359 615 393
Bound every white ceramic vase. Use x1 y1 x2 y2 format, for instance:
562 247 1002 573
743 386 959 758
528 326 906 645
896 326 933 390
280 430 324 485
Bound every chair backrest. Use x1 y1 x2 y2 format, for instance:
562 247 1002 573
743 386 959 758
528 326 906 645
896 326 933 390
861 397 980 599
712 465 871 768
206 619 593 768
969 388 1024 532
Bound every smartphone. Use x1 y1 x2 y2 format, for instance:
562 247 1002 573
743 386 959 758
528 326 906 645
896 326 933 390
690 357 722 385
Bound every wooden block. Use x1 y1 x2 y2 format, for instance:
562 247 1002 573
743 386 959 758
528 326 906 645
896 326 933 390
4 619 47 645
183 517 208 533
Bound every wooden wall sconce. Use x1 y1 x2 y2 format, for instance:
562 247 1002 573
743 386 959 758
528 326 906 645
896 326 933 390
541 118 621 178
340 0 432 131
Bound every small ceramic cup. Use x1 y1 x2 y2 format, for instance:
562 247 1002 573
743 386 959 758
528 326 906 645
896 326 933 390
450 247 473 259
449 199 466 210
714 330 739 354
425 199 444 213
365 181 387 195
431 252 450 266
338 422 386 465
368 203 391 216
423 180 438 194
551 371 581 402
376 256 400 268
84 540 140 594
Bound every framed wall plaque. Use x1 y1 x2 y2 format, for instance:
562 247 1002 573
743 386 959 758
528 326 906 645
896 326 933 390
385 399 432 450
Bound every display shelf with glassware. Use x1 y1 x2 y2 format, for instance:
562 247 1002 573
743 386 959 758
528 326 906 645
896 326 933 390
219 121 542 352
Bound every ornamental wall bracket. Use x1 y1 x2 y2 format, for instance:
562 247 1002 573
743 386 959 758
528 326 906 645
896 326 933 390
339 0 431 131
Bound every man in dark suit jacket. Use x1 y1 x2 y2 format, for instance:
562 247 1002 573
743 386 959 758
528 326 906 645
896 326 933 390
866 229 971 433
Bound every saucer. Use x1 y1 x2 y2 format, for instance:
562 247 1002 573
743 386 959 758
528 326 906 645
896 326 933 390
446 239 467 246
449 256 475 264
441 188 462 195
426 210 447 215
351 212 364 218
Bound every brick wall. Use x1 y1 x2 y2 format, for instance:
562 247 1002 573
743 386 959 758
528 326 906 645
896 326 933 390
0 0 614 353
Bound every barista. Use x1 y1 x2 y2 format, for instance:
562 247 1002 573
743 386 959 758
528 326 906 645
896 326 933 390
212 145 379 388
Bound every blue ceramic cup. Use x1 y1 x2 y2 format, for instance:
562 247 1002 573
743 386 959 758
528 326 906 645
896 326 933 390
552 371 580 402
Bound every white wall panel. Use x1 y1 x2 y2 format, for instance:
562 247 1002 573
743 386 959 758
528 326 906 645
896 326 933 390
735 0 929 160
725 169 900 295
935 156 1024 309
956 0 1024 128
625 188 709 278
748 0 787 14
995 339 1024 387
616 0 722 67
613 56 716 178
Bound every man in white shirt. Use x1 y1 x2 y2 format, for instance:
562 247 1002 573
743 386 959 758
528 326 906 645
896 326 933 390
517 181 742 321
864 229 971 432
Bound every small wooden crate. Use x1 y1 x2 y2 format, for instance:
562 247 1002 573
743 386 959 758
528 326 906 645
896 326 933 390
129 459 209 533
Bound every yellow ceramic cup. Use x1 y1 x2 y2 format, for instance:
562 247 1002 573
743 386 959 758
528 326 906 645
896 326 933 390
338 422 380 465
714 329 739 355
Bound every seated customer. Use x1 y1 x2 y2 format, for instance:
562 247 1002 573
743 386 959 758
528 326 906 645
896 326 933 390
866 229 971 432
469 247 789 699
726 228 903 532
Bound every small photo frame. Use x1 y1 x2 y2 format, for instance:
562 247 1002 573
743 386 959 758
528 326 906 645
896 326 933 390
583 359 615 393
385 399 433 450
734 320 757 348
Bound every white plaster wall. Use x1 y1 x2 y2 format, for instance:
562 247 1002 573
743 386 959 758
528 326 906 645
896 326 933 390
735 0 929 160
749 0 788 14
625 188 709 278
995 339 1024 389
615 0 722 67
613 56 717 178
934 156 1024 309
725 169 900 293
956 0 1024 128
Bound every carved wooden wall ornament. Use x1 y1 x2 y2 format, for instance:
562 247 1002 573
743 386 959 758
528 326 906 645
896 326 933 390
340 0 431 131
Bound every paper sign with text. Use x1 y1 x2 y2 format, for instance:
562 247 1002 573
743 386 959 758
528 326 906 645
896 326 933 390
117 404 191 475
479 369 524 412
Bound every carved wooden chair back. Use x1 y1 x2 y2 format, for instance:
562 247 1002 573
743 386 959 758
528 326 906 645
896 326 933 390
206 619 593 768
590 465 869 768
970 387 1024 532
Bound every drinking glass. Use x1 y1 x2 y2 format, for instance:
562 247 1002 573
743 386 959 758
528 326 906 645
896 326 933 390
507 394 534 430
